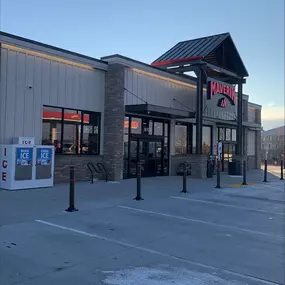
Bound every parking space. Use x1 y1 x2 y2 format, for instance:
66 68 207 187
0 178 284 285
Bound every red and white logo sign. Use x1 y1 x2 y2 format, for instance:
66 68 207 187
207 80 237 108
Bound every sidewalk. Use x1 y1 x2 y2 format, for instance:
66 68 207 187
0 169 281 226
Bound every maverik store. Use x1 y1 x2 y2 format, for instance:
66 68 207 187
0 32 262 183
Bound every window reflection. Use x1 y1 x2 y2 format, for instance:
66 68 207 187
42 106 62 153
131 118 142 134
154 122 163 136
124 117 130 134
232 129 236 141
226 128 231 141
81 112 100 154
219 128 225 141
202 126 211 154
62 109 81 154
175 124 187 154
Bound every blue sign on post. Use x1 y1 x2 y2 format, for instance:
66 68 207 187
37 148 52 165
16 148 33 166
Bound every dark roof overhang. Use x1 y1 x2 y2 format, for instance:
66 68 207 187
125 104 195 119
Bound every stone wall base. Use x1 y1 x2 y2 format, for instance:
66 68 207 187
171 154 208 178
54 155 104 184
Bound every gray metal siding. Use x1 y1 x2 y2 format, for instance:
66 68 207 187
0 47 105 145
124 68 237 122
124 68 196 111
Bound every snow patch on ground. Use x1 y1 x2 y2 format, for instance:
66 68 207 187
102 265 245 284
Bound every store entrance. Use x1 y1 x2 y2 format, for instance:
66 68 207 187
221 143 236 172
129 137 165 177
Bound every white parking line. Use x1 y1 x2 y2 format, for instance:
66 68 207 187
35 219 280 285
118 206 284 241
170 196 284 216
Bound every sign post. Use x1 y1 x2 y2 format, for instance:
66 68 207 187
215 142 222 189
134 161 143 201
181 161 188 193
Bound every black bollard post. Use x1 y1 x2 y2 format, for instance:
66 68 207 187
66 165 78 212
134 161 143 200
241 160 247 185
280 159 284 180
181 161 188 193
263 159 268 182
215 160 221 189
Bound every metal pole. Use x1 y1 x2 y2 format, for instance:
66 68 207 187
181 161 188 193
280 159 284 180
66 165 78 212
263 159 268 182
134 161 143 200
242 159 247 185
215 160 221 189
195 68 204 155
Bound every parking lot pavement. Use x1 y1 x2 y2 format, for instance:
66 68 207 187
0 178 284 285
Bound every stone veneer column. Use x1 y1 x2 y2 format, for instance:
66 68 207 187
103 64 125 180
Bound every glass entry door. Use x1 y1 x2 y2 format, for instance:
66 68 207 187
222 143 236 172
129 138 164 177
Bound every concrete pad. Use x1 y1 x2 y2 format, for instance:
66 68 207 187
0 175 284 285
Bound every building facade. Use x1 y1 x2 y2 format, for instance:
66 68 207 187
261 126 285 162
0 32 262 183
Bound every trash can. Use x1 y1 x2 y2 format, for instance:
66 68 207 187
207 160 213 178
228 160 241 175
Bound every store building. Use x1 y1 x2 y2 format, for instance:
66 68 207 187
0 32 262 183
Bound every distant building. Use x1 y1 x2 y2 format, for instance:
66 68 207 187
261 126 285 160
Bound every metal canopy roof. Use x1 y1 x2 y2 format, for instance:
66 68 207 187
152 33 248 78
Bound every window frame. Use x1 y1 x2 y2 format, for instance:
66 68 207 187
175 122 213 155
42 105 101 155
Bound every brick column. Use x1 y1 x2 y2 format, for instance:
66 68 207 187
103 64 125 180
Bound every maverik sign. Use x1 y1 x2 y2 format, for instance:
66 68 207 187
207 80 237 108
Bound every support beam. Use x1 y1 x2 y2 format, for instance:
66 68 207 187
237 80 243 156
195 68 204 154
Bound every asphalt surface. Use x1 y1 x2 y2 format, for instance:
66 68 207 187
0 174 284 285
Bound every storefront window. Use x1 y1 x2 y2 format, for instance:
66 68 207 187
42 106 63 153
226 128 231 141
154 122 163 136
164 123 168 137
42 105 100 155
219 128 225 141
131 117 142 134
175 124 188 154
202 126 212 154
124 117 130 134
62 109 81 154
81 112 100 154
232 129 236 141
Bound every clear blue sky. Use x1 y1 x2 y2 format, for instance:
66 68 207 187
1 0 284 130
